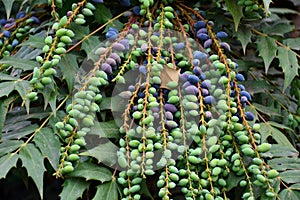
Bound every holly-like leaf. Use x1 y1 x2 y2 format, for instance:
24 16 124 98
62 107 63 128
0 140 23 157
280 170 300 184
236 25 252 54
0 153 19 179
67 162 112 182
2 124 38 140
268 157 300 171
92 180 119 200
283 38 300 50
0 97 13 136
94 4 112 24
277 46 300 91
225 0 244 31
82 36 100 61
259 123 295 148
256 36 278 73
0 82 15 98
0 73 18 81
80 142 118 166
58 54 79 93
1 0 16 19
33 128 60 169
19 143 46 199
60 178 91 200
0 56 39 71
261 144 299 158
279 189 300 200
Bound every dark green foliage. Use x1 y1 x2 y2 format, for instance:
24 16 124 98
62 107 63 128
0 0 299 199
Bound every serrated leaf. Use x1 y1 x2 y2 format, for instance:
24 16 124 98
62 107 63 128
80 142 118 166
15 80 31 112
277 46 300 91
2 0 16 19
225 0 244 31
265 21 294 36
259 123 294 148
92 180 118 200
283 38 300 50
67 162 112 182
279 189 300 200
268 157 300 171
0 73 18 81
280 170 300 184
256 36 278 73
19 33 46 49
2 124 38 140
0 82 15 98
0 140 23 157
236 25 252 54
261 144 299 158
89 121 120 138
19 143 46 199
94 4 112 24
0 56 39 71
40 84 57 115
252 103 281 117
60 178 91 200
0 153 19 179
33 128 60 169
0 97 13 136
58 54 79 93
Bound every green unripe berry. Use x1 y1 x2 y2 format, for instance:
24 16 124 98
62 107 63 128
67 154 79 162
41 77 52 85
62 165 74 173
70 144 80 152
258 143 272 153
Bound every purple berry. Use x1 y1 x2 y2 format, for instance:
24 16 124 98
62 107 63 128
201 81 211 89
106 57 117 66
30 16 40 24
238 84 245 91
164 103 177 113
119 91 132 99
185 85 199 95
197 28 207 34
139 65 147 75
204 39 212 48
165 111 174 120
133 6 141 15
16 12 26 19
187 75 200 84
202 88 209 96
245 112 255 121
113 43 126 51
128 85 135 91
193 51 207 60
205 111 212 119
192 59 200 66
220 42 231 51
101 63 112 74
182 81 191 89
3 30 11 37
109 53 121 63
193 66 202 76
216 31 228 39
174 42 185 50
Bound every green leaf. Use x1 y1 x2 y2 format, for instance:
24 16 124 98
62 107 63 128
94 4 112 24
67 162 112 182
258 123 295 148
263 0 272 14
20 143 46 199
89 121 120 138
15 80 31 112
1 0 16 19
0 73 18 81
60 178 91 200
290 183 300 190
243 80 273 94
279 189 300 200
226 172 245 191
256 36 277 73
252 103 281 117
82 36 100 61
80 142 118 166
280 170 300 184
0 153 19 179
40 84 57 115
261 144 299 158
20 34 46 49
0 97 13 136
270 8 300 15
236 25 252 54
0 56 39 71
0 140 23 157
225 0 244 31
92 180 119 200
0 82 15 98
58 54 79 93
283 38 300 50
3 124 38 140
33 128 60 169
268 157 300 171
265 21 294 36
277 46 300 91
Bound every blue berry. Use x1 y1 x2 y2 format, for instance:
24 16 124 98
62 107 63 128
245 112 255 121
236 73 245 81
185 85 198 95
3 30 11 37
240 91 252 101
174 42 185 50
12 39 19 47
216 31 228 39
16 12 26 19
120 0 130 7
192 59 200 66
201 81 211 89
197 33 210 41
238 84 245 91
197 28 207 34
194 20 206 30
202 89 209 96
241 96 248 103
193 66 202 76
93 0 104 3
133 6 141 15
220 42 231 51
204 39 212 48
30 16 40 24
139 65 147 75
200 73 206 80
187 75 200 84
193 51 207 60
204 96 215 104
0 19 7 26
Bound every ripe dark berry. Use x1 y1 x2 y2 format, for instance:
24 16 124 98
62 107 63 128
187 75 200 84
245 112 255 121
197 33 210 41
241 91 252 101
216 31 228 39
194 20 206 30
236 73 245 81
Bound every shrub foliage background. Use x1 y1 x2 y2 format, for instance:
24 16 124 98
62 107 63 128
0 0 299 199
